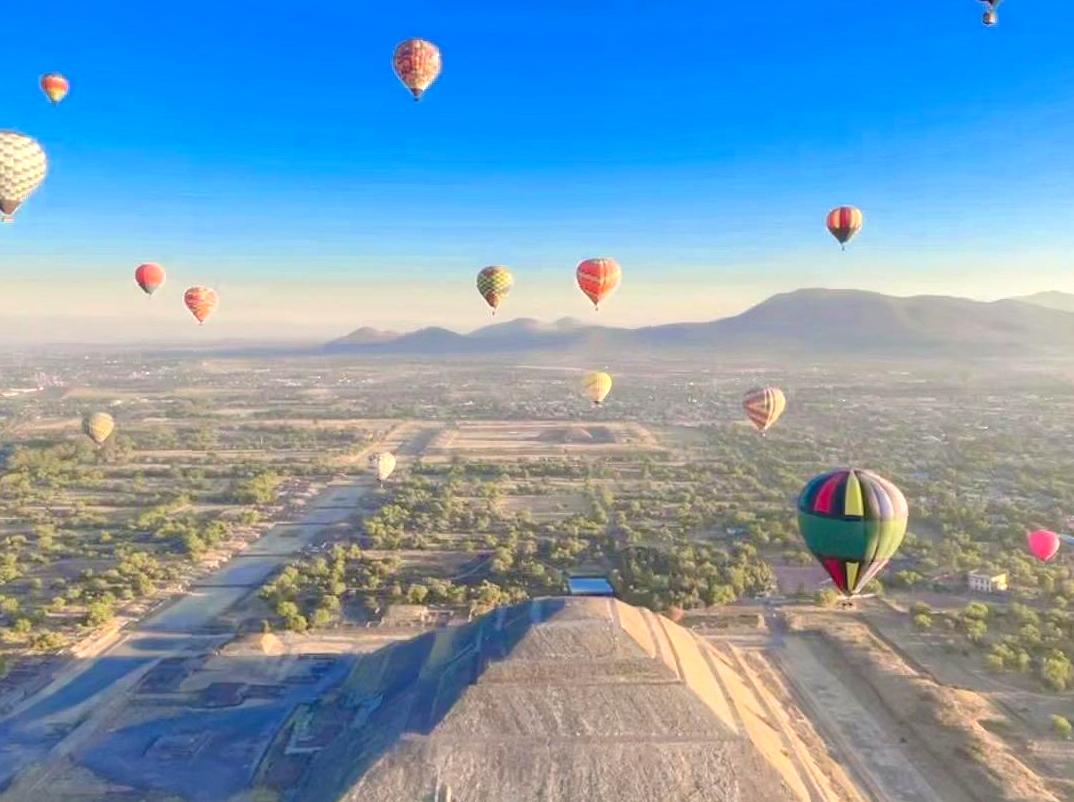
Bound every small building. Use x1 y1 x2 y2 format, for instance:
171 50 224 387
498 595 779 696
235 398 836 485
567 575 615 597
967 570 1008 594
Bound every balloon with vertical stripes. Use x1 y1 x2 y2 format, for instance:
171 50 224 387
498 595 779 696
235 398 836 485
743 387 786 433
826 206 863 250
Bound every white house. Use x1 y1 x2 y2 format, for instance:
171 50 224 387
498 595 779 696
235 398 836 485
967 571 1008 594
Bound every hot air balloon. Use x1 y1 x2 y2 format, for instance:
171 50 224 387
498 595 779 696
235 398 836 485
0 131 48 222
82 412 115 446
826 206 863 250
797 469 908 597
576 258 621 310
981 0 1001 25
476 266 514 315
743 387 786 433
184 286 219 324
373 452 397 483
583 371 613 406
393 38 442 101
40 73 69 105
135 263 166 297
1027 529 1060 562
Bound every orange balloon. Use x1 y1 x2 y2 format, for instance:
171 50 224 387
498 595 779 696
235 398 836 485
40 73 69 104
184 286 218 324
134 263 166 296
576 258 621 310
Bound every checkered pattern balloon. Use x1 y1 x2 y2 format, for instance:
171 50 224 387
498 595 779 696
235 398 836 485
0 131 48 219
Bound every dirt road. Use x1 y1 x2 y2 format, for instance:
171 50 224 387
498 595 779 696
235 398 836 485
0 423 441 797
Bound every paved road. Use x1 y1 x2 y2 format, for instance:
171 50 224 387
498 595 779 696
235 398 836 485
0 423 440 796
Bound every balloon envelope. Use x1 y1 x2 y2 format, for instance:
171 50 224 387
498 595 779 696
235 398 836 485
135 263 166 296
0 131 47 220
82 412 115 446
40 73 69 104
374 452 396 482
797 468 908 596
826 206 863 247
576 258 621 309
583 371 613 405
393 38 442 100
476 266 513 313
184 286 219 324
743 387 786 432
1027 529 1060 562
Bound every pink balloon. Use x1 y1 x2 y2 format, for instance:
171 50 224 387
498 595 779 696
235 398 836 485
1027 529 1061 562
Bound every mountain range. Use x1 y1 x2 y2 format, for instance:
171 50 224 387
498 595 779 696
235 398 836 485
325 288 1074 357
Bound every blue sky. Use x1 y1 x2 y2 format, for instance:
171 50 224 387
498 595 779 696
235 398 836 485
1 1 1073 341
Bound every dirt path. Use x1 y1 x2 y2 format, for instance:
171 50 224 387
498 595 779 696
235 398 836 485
0 425 441 798
774 634 956 802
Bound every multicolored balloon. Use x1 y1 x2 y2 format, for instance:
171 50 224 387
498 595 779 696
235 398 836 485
1027 529 1060 562
477 266 514 315
826 206 863 250
40 73 70 105
583 371 613 406
373 452 397 483
0 131 48 221
184 286 219 324
135 263 166 297
797 469 908 597
743 387 786 433
393 38 442 101
981 0 1001 25
82 412 115 446
576 258 621 310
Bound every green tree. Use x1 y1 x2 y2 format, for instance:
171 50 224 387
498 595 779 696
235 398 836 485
1041 652 1074 692
814 589 840 608
963 618 987 644
85 601 114 628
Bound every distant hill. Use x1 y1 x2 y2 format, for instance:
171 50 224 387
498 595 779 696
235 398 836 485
1010 291 1074 314
325 288 1074 357
332 326 400 345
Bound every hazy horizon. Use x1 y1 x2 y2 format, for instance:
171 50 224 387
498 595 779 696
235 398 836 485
0 281 1071 346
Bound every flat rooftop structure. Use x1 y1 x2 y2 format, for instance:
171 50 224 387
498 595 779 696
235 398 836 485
567 575 616 597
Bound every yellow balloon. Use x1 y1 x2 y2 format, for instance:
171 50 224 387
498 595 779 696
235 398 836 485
583 371 613 406
82 412 115 446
